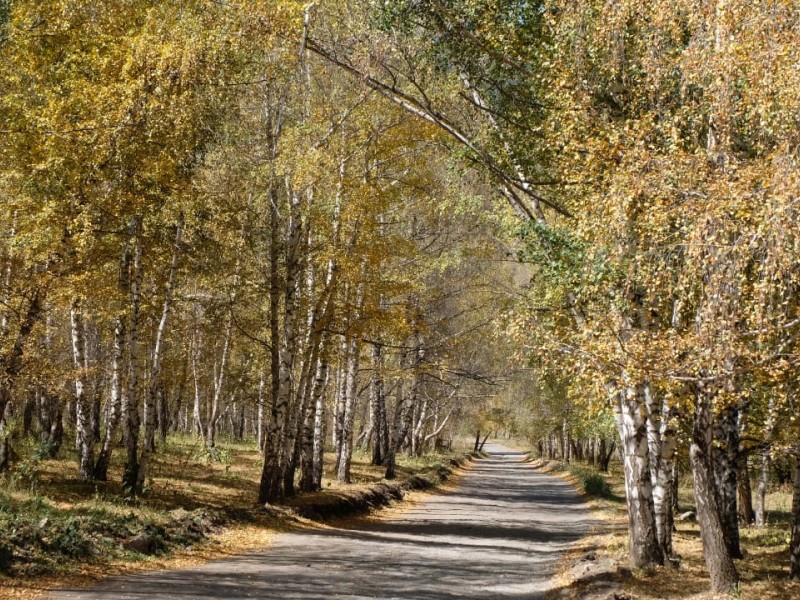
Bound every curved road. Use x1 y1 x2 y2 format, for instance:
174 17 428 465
52 445 591 600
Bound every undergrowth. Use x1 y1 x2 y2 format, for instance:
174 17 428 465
0 435 469 580
567 464 613 498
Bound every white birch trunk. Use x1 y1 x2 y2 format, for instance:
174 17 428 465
257 373 265 452
259 188 303 503
644 382 677 559
137 217 182 489
610 382 663 568
70 299 94 480
94 315 125 480
206 314 233 449
122 223 143 494
311 358 329 490
336 336 361 483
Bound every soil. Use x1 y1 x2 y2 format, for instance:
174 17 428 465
49 444 592 600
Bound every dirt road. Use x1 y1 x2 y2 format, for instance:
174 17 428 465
51 445 591 599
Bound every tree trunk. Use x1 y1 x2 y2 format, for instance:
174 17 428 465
94 316 125 480
158 384 169 443
257 373 266 452
137 218 182 490
691 384 739 593
611 383 663 569
598 439 615 472
311 359 328 490
738 455 755 525
370 344 386 466
755 450 771 527
205 314 233 449
259 188 303 504
336 336 360 483
645 383 677 559
789 444 800 580
385 377 408 480
122 225 143 495
411 394 429 457
755 387 776 529
36 390 62 457
713 404 743 558
300 356 327 492
332 346 347 472
70 299 95 481
191 310 204 437
0 287 42 472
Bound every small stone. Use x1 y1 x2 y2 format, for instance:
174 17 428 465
676 511 695 521
38 517 50 529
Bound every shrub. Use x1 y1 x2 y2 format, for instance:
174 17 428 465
568 464 611 497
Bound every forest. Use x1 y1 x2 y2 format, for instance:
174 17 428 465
1 0 800 597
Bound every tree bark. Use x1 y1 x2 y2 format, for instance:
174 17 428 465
789 444 800 580
259 188 303 504
137 217 182 490
713 404 743 558
691 384 739 593
336 336 360 483
755 393 776 528
300 356 327 492
756 450 771 528
645 383 677 559
311 357 328 490
411 394 429 457
94 316 125 480
384 377 407 480
370 343 386 466
70 299 95 481
257 373 266 453
0 286 42 472
332 343 347 472
611 383 663 569
738 455 755 525
205 313 232 450
122 224 143 495
598 439 615 472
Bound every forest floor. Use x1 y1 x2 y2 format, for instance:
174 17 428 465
0 435 473 599
536 459 800 599
44 444 591 600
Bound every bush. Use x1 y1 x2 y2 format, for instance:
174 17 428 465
568 464 611 497
49 518 94 558
191 444 232 465
582 472 611 497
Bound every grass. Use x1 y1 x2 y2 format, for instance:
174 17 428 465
0 434 469 597
542 458 800 599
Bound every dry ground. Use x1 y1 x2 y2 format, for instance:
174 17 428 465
46 445 589 600
0 435 472 599
537 459 800 599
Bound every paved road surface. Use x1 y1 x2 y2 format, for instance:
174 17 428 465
52 444 591 600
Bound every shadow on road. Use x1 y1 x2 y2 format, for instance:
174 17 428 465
53 446 593 600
